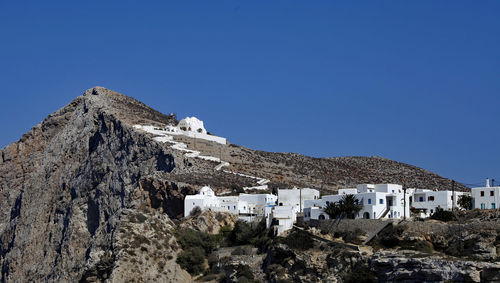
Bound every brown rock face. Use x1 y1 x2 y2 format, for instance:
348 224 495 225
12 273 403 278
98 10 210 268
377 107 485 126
0 87 191 282
0 86 467 282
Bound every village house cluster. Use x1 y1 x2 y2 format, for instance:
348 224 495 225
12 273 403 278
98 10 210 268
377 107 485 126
138 116 498 235
184 179 499 235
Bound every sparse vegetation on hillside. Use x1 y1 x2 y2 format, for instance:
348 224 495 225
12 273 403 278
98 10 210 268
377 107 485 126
458 195 473 210
280 229 314 250
430 208 456 222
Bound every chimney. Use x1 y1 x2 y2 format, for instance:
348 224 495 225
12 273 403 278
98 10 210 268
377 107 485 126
486 178 490 187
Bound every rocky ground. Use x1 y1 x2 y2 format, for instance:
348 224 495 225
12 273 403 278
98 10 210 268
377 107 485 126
0 87 481 282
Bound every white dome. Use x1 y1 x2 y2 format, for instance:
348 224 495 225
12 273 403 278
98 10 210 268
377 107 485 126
178 117 207 134
199 186 215 196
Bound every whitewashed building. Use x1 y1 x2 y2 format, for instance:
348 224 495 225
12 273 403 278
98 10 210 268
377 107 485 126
264 205 297 236
184 186 221 216
178 117 207 134
277 188 320 212
471 179 500 210
184 186 276 219
411 189 468 216
303 184 411 221
239 194 277 215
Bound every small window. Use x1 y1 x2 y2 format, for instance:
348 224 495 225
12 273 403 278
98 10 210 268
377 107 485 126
481 203 485 209
368 199 372 204
379 199 384 204
428 196 435 201
234 206 236 209
492 203 496 209
430 209 434 214
491 191 494 196
481 191 485 197
451 195 453 200
392 190 395 193
419 196 424 202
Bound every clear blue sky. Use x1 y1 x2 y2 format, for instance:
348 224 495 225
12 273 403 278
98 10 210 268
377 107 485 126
1 1 499 185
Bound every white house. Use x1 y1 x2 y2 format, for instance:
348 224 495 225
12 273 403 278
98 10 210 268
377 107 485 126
218 196 248 214
184 186 277 219
184 186 220 216
264 205 297 236
471 179 500 210
277 188 320 212
303 184 411 221
411 189 468 216
178 117 207 134
239 194 277 215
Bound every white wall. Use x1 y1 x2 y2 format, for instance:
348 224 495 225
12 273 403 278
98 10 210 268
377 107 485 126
266 205 296 235
303 185 411 220
239 194 276 215
471 187 500 210
278 188 320 212
412 190 468 216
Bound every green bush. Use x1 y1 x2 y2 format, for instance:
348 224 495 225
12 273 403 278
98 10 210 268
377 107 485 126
235 264 255 282
230 220 254 245
430 208 455 222
189 206 202 217
175 228 218 255
231 246 254 255
282 230 314 250
176 247 206 275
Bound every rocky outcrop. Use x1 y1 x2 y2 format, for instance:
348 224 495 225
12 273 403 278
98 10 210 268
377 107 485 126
180 210 237 235
371 251 500 282
0 88 193 282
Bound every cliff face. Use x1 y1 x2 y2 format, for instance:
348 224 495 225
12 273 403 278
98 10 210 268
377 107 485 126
0 88 193 282
0 87 468 281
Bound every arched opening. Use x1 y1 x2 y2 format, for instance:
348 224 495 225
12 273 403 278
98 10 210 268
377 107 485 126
363 212 370 219
319 214 326 220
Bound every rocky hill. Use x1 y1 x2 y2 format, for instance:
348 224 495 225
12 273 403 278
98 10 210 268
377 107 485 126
0 87 468 282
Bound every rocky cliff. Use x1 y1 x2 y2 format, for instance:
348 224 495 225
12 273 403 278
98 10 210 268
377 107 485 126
0 87 469 281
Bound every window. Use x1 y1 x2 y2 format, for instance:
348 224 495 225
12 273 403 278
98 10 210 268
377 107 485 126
326 201 330 206
481 203 485 209
431 209 434 214
379 199 384 204
367 199 372 204
451 195 453 200
419 196 424 202
392 190 395 193
492 203 496 209
481 191 485 197
234 206 236 209
428 196 435 201
491 191 495 196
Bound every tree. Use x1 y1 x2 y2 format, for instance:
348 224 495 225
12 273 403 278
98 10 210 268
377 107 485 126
340 194 363 219
229 220 254 245
324 194 362 219
324 202 342 219
457 195 472 210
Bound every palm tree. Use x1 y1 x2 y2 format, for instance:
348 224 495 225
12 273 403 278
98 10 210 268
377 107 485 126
324 201 341 219
324 194 362 220
340 194 362 219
